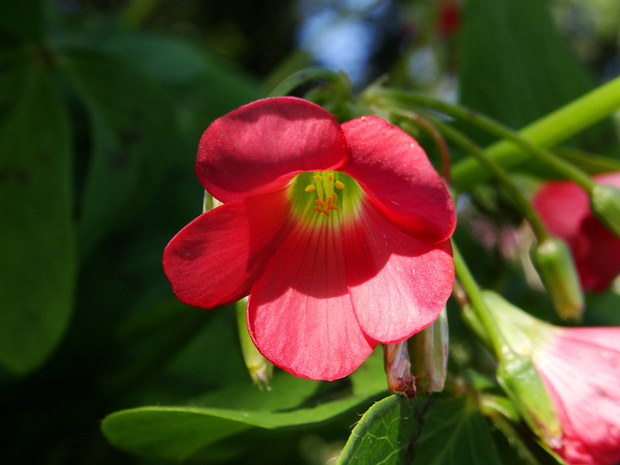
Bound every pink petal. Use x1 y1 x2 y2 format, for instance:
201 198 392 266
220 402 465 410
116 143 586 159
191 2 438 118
341 116 455 243
576 217 620 291
247 217 376 381
532 181 590 242
196 97 348 203
163 189 291 309
533 174 620 291
534 328 620 465
342 198 454 342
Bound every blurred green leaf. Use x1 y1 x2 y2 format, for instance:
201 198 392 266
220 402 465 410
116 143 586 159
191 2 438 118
58 48 181 260
337 395 502 465
94 32 208 85
0 63 75 375
0 0 42 43
458 0 609 147
101 351 387 462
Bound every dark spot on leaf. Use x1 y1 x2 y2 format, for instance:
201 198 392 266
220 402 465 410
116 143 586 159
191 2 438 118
405 398 434 463
0 166 30 186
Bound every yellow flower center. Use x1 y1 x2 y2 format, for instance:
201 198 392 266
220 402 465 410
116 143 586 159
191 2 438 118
289 170 362 223
303 171 345 217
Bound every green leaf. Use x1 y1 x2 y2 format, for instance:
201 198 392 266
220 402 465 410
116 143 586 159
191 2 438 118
102 351 387 462
0 0 42 43
458 0 602 138
58 48 181 260
337 395 503 465
0 63 75 375
93 32 208 85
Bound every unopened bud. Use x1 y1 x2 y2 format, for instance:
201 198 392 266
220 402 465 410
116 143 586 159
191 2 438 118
408 307 449 395
591 183 620 239
236 299 273 389
530 238 583 320
382 341 416 398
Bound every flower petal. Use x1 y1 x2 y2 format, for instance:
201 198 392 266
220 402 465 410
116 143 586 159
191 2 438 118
534 328 620 465
533 181 590 242
576 217 620 291
341 116 455 243
196 97 348 203
163 189 291 309
247 217 376 380
343 198 454 342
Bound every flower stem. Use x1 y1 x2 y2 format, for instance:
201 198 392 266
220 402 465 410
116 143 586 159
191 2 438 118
363 82 620 192
392 111 451 181
452 241 507 357
414 110 550 243
269 66 350 98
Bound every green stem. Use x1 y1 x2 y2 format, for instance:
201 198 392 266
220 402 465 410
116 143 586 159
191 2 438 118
413 110 550 242
364 86 615 193
269 66 350 98
460 75 620 186
452 241 506 357
394 112 451 181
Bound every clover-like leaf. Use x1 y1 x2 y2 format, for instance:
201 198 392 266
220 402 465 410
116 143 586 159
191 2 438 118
102 350 387 462
337 395 503 465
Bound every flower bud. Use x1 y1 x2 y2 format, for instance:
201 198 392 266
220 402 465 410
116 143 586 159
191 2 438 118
591 183 620 239
530 238 583 320
407 307 449 395
236 299 273 390
481 291 562 448
382 341 416 398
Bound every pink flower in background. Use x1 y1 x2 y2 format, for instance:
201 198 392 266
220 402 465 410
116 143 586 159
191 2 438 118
163 97 455 380
533 327 620 464
533 173 620 291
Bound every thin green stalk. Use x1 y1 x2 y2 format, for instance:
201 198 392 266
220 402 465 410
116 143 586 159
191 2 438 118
395 112 451 181
413 110 550 242
452 241 506 357
460 75 620 186
269 66 350 98
364 87 608 193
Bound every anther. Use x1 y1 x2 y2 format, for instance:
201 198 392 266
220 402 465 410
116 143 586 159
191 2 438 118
305 185 316 192
335 181 345 190
313 175 323 181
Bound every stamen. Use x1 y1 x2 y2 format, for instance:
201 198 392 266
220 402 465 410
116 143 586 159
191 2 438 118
303 171 346 217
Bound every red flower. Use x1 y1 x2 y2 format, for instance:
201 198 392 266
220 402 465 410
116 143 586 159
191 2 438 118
533 173 620 291
533 327 620 464
163 97 455 380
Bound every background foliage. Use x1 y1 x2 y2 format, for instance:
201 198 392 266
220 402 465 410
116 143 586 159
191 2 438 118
1 0 619 464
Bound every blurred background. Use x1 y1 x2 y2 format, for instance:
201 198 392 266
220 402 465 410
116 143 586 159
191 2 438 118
1 0 619 464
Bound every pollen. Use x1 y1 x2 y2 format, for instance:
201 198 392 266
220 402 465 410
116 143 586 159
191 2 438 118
304 170 345 217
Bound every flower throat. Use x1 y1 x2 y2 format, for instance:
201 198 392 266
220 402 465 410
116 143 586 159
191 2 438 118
304 171 345 216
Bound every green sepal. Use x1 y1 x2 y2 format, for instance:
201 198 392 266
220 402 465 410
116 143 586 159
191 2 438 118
481 291 562 447
530 238 583 320
235 299 273 390
591 183 620 239
408 307 449 395
496 352 562 448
